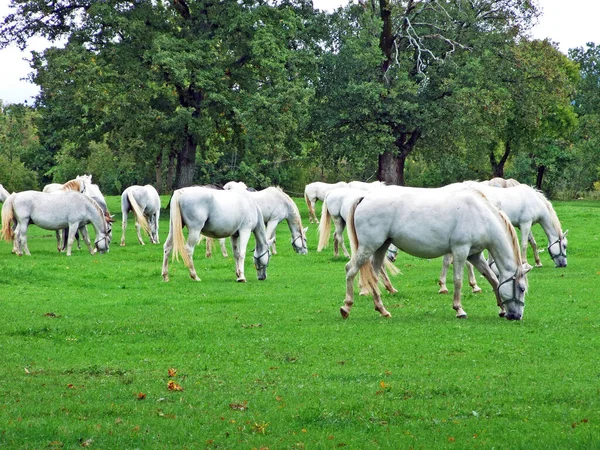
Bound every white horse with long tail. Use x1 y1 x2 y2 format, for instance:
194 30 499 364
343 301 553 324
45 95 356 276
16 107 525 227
341 186 529 320
1 190 113 256
161 186 273 282
120 185 161 246
304 181 347 224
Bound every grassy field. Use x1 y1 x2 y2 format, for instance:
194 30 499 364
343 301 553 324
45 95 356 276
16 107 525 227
1 195 599 449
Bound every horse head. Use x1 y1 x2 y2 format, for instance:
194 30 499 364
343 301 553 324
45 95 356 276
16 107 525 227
95 214 114 253
291 226 308 255
254 240 273 280
548 230 568 268
497 265 531 320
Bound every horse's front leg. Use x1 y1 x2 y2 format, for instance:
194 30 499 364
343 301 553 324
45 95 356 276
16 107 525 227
528 232 542 267
79 225 93 254
451 253 468 318
468 252 504 317
265 221 278 255
231 230 251 282
518 222 533 269
466 261 482 293
438 254 452 294
219 238 228 257
65 225 79 256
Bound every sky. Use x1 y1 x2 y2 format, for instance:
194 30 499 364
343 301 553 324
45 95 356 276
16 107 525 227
1 0 599 105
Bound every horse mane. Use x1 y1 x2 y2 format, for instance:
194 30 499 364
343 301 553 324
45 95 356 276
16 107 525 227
534 189 563 235
275 187 303 229
62 179 84 192
81 194 108 229
469 188 523 268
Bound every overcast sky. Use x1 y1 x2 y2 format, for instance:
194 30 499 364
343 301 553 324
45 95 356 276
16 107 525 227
1 0 599 105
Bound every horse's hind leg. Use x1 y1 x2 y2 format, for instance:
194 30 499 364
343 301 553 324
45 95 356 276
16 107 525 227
161 231 174 281
438 254 452 294
373 245 397 295
120 210 128 246
184 229 202 281
231 230 251 282
528 232 542 267
135 219 145 246
265 221 278 255
333 217 349 258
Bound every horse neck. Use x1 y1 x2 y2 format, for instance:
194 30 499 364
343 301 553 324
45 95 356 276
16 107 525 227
85 198 108 235
252 207 270 250
536 201 562 243
486 211 521 278
282 194 303 237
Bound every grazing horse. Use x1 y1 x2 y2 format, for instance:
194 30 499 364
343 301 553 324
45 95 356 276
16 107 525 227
1 191 112 256
42 175 94 252
347 180 385 191
0 184 10 202
304 181 348 224
225 183 307 255
161 186 273 282
483 177 521 188
340 186 529 320
120 185 161 246
317 186 399 294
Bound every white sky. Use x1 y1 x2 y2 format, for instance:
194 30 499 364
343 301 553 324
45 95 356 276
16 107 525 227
1 0 599 105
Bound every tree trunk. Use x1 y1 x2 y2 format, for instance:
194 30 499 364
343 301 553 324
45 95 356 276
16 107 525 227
175 130 197 188
489 141 511 178
536 165 546 190
378 151 404 185
166 144 177 193
155 151 163 194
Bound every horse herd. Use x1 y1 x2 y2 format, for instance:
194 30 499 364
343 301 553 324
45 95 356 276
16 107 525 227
0 176 569 322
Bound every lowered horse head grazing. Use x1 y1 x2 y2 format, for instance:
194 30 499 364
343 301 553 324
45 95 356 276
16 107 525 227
120 185 161 246
340 186 529 321
161 186 273 282
1 191 112 256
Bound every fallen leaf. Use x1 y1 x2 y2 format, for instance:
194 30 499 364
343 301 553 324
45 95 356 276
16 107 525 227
168 368 177 378
167 380 183 391
137 392 146 400
229 401 248 411
80 438 93 447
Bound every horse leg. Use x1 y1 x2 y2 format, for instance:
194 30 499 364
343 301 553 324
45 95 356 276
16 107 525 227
373 245 397 295
450 256 468 318
265 221 278 255
120 211 127 246
135 219 145 246
219 238 228 257
64 225 79 256
468 252 504 317
79 225 94 255
467 261 482 293
232 230 251 282
204 236 213 258
438 254 452 294
528 232 542 267
161 230 174 281
333 217 348 258
55 230 62 252
184 229 202 281
16 222 29 256
518 222 533 269
311 200 319 224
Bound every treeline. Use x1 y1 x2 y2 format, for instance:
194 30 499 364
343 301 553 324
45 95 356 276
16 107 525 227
1 0 599 198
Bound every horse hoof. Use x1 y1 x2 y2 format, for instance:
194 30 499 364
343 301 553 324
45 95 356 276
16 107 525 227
340 307 349 319
456 313 468 319
472 287 482 293
237 277 247 283
381 312 392 318
438 288 449 294
162 276 169 282
535 263 543 268
120 243 126 247
389 288 398 294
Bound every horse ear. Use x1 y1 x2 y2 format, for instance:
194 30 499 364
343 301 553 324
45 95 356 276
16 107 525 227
522 263 533 275
563 229 569 237
303 227 308 233
267 238 275 247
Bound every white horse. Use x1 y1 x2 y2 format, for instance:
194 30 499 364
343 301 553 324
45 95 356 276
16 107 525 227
1 191 112 256
0 184 10 202
161 186 273 282
347 180 385 191
482 177 521 188
120 185 161 246
340 186 529 320
225 183 307 255
303 181 348 224
437 182 568 294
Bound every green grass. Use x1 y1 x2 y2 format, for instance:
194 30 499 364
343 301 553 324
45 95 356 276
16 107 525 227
1 197 599 449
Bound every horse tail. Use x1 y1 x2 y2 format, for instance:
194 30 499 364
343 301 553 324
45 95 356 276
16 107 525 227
127 189 150 234
384 256 400 275
304 190 316 220
346 196 380 295
1 193 16 242
317 199 332 251
170 190 192 268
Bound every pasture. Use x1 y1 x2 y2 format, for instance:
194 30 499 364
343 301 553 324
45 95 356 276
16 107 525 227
1 195 599 449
